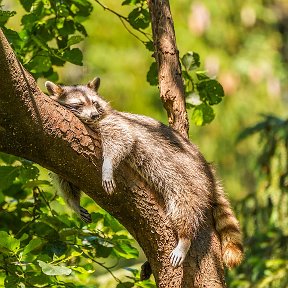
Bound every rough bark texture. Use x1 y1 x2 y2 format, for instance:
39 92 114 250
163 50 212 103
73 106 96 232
147 0 189 139
0 27 226 288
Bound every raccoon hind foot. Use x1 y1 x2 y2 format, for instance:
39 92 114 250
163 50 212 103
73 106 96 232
80 207 92 223
169 238 191 267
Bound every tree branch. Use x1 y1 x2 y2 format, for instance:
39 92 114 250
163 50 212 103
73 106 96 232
147 0 189 138
0 28 225 287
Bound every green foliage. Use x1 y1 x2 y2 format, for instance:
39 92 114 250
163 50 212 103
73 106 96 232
146 51 225 126
227 115 288 287
0 153 152 287
0 0 93 80
182 52 224 125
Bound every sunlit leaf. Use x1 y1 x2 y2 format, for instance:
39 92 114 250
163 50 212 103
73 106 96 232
67 35 84 47
191 103 215 126
37 260 72 276
0 231 20 253
71 266 95 274
181 52 200 71
23 238 44 255
113 242 139 259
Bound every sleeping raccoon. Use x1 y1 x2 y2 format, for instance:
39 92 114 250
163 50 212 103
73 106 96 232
46 77 243 268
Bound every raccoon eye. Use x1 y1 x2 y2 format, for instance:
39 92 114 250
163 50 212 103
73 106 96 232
71 103 84 108
92 101 100 108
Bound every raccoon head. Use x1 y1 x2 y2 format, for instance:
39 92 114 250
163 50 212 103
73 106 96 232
45 77 110 124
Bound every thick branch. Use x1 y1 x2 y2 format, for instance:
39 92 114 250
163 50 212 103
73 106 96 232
147 0 189 138
0 29 225 287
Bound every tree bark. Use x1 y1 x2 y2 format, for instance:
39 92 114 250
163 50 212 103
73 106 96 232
147 0 189 138
0 28 226 288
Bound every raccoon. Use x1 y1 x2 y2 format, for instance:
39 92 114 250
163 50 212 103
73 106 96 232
45 77 243 268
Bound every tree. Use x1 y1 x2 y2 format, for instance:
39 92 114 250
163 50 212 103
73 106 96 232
0 1 226 287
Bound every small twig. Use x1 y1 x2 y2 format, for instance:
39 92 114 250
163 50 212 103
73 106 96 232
94 0 152 43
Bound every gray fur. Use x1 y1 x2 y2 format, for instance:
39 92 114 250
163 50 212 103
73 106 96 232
45 78 243 268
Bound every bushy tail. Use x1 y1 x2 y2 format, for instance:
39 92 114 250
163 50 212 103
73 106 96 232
212 171 244 268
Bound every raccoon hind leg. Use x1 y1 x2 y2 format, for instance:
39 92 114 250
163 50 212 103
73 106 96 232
49 172 92 223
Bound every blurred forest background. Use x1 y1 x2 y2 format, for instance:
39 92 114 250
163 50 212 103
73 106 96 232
0 0 288 287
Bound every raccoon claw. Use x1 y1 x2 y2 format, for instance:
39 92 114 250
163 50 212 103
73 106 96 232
80 207 92 223
170 249 185 267
102 179 116 194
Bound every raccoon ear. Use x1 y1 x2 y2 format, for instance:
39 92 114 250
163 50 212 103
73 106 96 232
87 77 100 92
45 81 63 96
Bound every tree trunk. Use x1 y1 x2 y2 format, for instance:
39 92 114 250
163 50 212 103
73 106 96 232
0 27 225 288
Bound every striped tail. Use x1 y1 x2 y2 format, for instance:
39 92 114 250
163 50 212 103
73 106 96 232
212 171 244 268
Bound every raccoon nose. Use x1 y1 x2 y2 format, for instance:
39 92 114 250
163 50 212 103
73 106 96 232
90 112 98 120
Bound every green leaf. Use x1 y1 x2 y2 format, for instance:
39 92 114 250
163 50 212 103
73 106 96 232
196 71 210 81
19 0 35 12
128 8 150 30
21 13 37 28
145 41 154 52
191 103 215 126
0 10 16 26
95 243 113 258
22 180 50 189
2 28 21 51
62 48 83 65
113 242 139 259
19 163 39 181
27 275 50 286
67 35 84 47
104 213 124 232
0 166 20 190
0 152 18 165
23 238 44 255
75 22 87 36
26 55 52 73
197 79 224 105
4 275 20 288
181 52 200 71
0 231 20 253
58 20 75 36
71 266 95 274
146 62 158 86
37 260 72 276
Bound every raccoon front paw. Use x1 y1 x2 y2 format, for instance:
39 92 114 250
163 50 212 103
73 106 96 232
102 178 116 194
80 207 92 223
